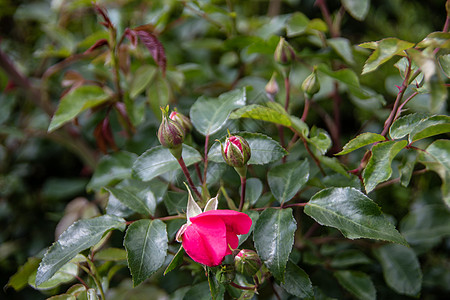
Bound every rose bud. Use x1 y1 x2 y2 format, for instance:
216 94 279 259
274 37 296 65
158 106 185 159
301 67 320 98
234 249 262 276
265 73 279 98
221 135 251 169
169 110 193 133
216 264 236 284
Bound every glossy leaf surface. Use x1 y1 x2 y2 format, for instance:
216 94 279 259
124 219 168 286
36 215 125 286
253 208 296 283
268 160 309 204
305 187 407 245
132 145 202 182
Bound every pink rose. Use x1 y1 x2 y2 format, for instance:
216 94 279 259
180 210 252 267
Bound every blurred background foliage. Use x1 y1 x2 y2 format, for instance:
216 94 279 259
0 0 448 299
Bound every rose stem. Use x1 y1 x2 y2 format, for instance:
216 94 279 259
178 156 203 200
239 176 247 211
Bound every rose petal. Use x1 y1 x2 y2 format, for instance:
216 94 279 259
182 217 227 266
225 229 239 255
192 210 252 235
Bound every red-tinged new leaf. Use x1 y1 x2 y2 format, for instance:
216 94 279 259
84 38 109 54
134 29 167 76
93 4 112 29
124 28 138 48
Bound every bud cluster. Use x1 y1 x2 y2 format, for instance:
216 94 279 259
157 106 192 159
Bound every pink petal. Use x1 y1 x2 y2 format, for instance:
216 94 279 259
193 210 252 235
225 229 239 255
182 217 227 266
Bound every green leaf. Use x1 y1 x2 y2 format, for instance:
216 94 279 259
132 144 202 182
94 248 127 261
208 132 287 165
253 208 297 283
48 85 109 132
104 187 154 216
373 244 422 296
87 151 137 192
330 250 372 268
30 262 78 290
416 32 450 49
341 0 370 21
36 215 125 286
280 261 314 298
238 210 259 246
7 257 40 291
334 270 376 300
164 191 188 215
439 54 450 78
147 74 170 121
318 156 350 177
207 267 225 300
190 88 246 136
430 74 448 113
124 219 168 286
328 37 355 65
336 133 386 155
409 115 450 143
243 178 263 205
130 65 157 99
317 64 360 89
268 160 309 204
389 113 429 140
304 187 407 245
401 204 450 246
286 12 310 37
307 127 331 155
419 139 450 206
362 140 407 193
361 38 415 74
183 281 211 300
164 246 185 275
290 115 309 137
229 103 291 127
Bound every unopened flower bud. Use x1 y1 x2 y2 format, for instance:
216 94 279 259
302 67 320 98
234 250 262 276
158 106 185 159
170 110 193 133
216 264 235 284
265 73 279 97
221 134 251 169
274 37 296 65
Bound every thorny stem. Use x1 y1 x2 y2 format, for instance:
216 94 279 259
394 91 419 121
239 176 247 211
381 57 412 137
194 163 204 183
75 275 90 290
315 0 339 38
178 157 203 200
300 135 326 176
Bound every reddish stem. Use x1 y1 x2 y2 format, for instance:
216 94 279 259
284 75 290 111
230 282 255 291
178 156 203 200
301 97 310 121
